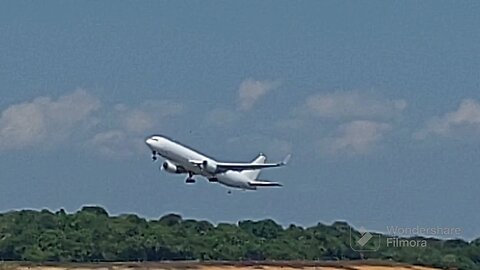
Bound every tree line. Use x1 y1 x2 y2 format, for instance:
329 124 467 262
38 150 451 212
0 206 478 270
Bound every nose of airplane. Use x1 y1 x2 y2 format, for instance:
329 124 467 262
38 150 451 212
145 138 155 148
145 136 163 150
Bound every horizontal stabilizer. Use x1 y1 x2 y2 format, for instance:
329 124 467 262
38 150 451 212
248 180 283 187
217 153 292 172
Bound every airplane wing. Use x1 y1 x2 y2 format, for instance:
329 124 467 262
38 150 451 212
248 180 283 187
216 154 291 171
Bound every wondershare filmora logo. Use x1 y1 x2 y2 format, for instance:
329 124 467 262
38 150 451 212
349 226 381 252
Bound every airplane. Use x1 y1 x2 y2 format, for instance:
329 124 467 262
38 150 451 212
145 135 290 191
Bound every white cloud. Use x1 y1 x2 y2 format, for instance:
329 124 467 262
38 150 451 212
122 109 154 133
275 118 305 129
321 120 391 155
303 91 407 120
88 100 185 158
205 78 280 127
0 88 185 159
87 130 132 158
227 135 292 158
290 91 404 157
205 108 240 126
414 99 480 140
114 100 184 134
237 78 280 111
0 89 100 150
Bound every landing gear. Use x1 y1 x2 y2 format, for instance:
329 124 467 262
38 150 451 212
185 172 195 184
227 190 232 194
152 151 157 161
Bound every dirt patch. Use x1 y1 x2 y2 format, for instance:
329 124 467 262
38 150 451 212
0 262 442 270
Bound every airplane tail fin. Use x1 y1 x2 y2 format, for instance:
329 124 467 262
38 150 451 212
241 153 266 180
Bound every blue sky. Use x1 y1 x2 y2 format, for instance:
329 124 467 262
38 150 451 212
1 1 479 240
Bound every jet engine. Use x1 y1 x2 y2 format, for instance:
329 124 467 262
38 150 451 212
162 160 187 174
201 160 218 174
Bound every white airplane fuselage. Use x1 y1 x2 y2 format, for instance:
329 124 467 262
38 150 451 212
145 136 259 190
